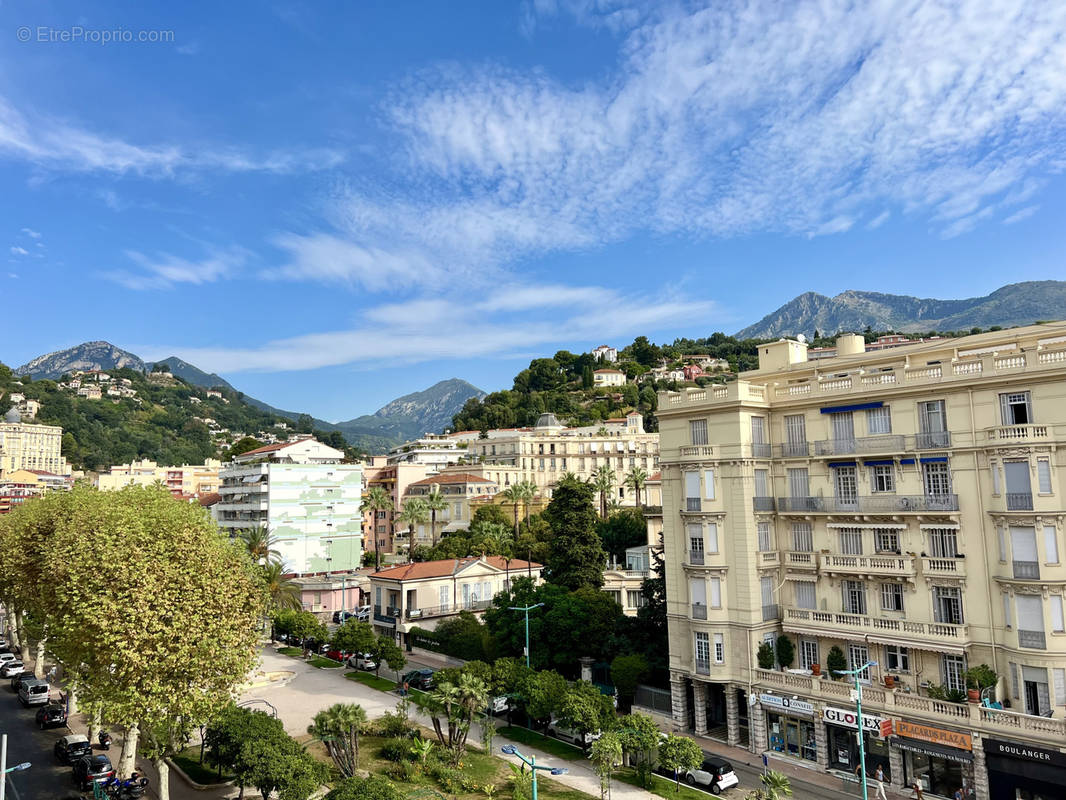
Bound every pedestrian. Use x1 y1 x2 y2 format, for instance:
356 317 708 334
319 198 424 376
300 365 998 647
953 789 964 800
910 781 924 800
401 680 409 697
874 765 887 800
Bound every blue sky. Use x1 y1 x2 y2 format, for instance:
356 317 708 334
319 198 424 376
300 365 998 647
2 1 1065 421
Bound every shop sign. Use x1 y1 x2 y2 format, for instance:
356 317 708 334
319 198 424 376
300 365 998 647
822 705 885 732
894 720 971 751
759 693 814 717
895 738 973 764
983 738 1066 768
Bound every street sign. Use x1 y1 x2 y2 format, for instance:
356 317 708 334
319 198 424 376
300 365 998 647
879 720 894 738
849 689 860 702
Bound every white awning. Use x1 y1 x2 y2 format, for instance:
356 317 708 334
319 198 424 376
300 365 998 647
920 523 961 530
826 522 907 530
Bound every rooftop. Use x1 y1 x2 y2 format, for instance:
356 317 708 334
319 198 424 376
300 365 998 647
408 472 492 486
372 555 541 581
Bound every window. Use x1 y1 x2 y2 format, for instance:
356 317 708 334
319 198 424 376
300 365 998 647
706 521 719 553
871 465 895 493
1003 593 1011 628
757 522 772 552
627 590 646 609
881 582 904 612
839 527 863 555
1004 460 1032 506
884 645 910 672
843 580 867 614
1009 661 1020 698
933 586 963 625
923 462 952 497
688 524 704 563
439 585 450 610
927 527 959 558
800 639 818 670
685 471 701 512
831 411 855 447
942 655 966 693
791 522 813 552
1000 391 1033 425
874 528 899 553
1050 595 1064 633
695 632 710 666
1011 525 1039 578
917 400 948 447
690 578 706 611
751 416 766 444
848 644 871 681
1038 459 1052 494
754 468 769 498
760 576 776 619
795 581 816 610
713 633 725 664
867 406 892 435
709 577 722 608
784 415 807 456
788 468 810 499
1055 668 1066 707
1046 525 1060 564
690 419 708 446
834 465 858 505
453 501 463 519
703 469 716 500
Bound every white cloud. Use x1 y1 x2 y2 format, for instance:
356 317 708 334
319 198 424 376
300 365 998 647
266 232 442 291
103 246 248 290
1003 205 1039 225
9 246 28 256
0 96 343 177
866 211 890 230
139 287 714 373
20 228 41 239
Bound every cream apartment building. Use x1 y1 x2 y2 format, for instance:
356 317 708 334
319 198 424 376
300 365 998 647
401 472 499 545
658 324 1066 800
97 458 221 497
0 410 70 477
464 412 658 502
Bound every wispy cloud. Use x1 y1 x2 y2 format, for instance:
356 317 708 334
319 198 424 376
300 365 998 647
140 287 714 372
20 228 41 239
0 96 344 177
103 246 248 290
1003 205 1039 225
9 246 28 256
265 232 441 291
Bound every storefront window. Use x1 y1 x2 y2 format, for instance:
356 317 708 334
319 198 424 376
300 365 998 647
827 726 890 779
903 750 965 798
767 713 817 762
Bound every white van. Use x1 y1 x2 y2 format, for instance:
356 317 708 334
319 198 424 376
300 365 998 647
18 678 50 706
547 716 602 746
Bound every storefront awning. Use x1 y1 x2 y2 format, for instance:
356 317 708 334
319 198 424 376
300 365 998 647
895 737 973 763
866 635 966 655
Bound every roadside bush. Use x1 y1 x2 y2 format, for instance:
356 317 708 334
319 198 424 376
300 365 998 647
379 738 413 762
428 764 479 794
373 711 414 739
384 761 416 782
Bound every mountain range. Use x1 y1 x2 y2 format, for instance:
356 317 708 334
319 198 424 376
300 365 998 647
13 343 483 451
737 280 1066 339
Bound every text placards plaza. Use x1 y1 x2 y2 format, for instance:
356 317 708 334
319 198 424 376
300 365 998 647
894 720 972 751
822 705 886 732
759 693 815 717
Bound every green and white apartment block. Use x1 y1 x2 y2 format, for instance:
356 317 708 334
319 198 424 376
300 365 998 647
217 438 364 574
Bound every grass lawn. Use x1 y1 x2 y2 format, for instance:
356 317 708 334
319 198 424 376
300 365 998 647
309 656 344 669
615 767 713 800
497 726 585 761
277 646 303 657
345 671 398 691
171 746 233 785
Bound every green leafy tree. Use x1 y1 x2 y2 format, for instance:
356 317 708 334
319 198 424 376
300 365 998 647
261 561 302 611
204 705 285 791
525 670 568 727
360 486 394 571
307 702 368 778
242 526 281 565
331 620 377 655
230 437 265 458
556 680 616 749
826 645 847 678
591 465 615 518
656 734 703 792
757 642 775 670
544 477 606 589
616 713 660 788
597 508 648 564
241 735 327 800
423 488 449 545
396 498 429 558
774 635 795 669
373 634 407 679
624 466 648 507
325 776 405 800
746 770 793 800
589 731 623 800
417 671 490 765
610 654 649 713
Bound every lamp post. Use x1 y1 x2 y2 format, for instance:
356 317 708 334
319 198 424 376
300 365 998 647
508 603 544 668
837 661 878 800
0 733 32 800
500 744 568 800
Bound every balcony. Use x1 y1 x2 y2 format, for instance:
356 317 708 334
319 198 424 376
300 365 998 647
782 606 968 646
1018 629 1047 649
753 496 775 512
784 551 817 570
987 424 1050 442
819 553 916 579
751 443 772 459
1007 493 1034 511
685 498 702 512
757 551 780 568
405 599 492 620
915 431 952 449
678 445 715 460
688 550 705 566
695 658 711 676
776 495 959 514
778 442 810 458
1013 560 1040 579
692 604 708 620
921 556 966 579
814 434 906 457
762 604 781 621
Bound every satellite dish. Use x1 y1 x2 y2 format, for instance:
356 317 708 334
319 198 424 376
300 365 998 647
796 334 808 344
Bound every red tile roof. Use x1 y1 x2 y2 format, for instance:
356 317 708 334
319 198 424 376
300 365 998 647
648 472 662 481
594 369 624 374
408 473 492 487
198 492 222 506
236 441 294 457
372 555 541 581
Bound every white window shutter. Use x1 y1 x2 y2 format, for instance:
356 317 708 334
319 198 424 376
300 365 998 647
706 522 719 553
1051 595 1064 633
1009 662 1020 698
1054 668 1066 706
703 469 715 500
709 577 722 608
1045 525 1060 564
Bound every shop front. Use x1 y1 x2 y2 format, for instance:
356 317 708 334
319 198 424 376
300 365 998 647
894 720 973 798
983 737 1066 800
761 694 817 763
823 705 890 779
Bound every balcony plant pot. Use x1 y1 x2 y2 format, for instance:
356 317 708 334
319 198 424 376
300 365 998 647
811 663 821 677
967 688 980 702
884 675 896 689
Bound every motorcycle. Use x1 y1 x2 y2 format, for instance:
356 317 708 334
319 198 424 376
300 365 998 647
98 731 112 750
101 776 149 800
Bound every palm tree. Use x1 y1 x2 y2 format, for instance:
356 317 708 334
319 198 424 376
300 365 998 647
307 702 368 778
625 466 649 507
424 487 449 545
499 486 522 540
592 465 615 518
241 525 281 564
514 480 538 527
396 498 430 561
261 561 302 611
360 486 394 571
749 770 793 800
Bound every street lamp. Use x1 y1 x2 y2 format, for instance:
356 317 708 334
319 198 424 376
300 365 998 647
500 744 568 800
836 661 878 800
0 732 32 800
508 603 544 668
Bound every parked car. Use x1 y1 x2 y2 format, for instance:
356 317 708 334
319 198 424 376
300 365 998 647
401 669 435 690
0 643 12 654
36 703 68 729
18 678 50 706
55 734 93 765
487 695 509 715
0 652 17 664
72 755 116 790
347 653 376 671
354 605 371 620
683 754 739 795
547 717 602 746
11 673 34 692
0 661 25 678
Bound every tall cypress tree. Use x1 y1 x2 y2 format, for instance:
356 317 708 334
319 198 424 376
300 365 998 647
544 477 606 589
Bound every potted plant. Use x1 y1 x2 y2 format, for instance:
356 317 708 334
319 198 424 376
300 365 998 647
757 642 775 670
965 664 998 703
826 645 847 679
811 663 821 677
775 635 795 670
884 674 895 689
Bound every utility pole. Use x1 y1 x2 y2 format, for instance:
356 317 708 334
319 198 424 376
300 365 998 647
508 602 544 668
838 661 878 800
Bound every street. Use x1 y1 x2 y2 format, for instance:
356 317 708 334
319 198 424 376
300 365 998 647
1 684 91 800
